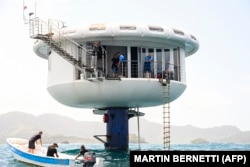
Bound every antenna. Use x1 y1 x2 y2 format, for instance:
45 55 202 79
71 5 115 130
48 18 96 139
23 0 37 24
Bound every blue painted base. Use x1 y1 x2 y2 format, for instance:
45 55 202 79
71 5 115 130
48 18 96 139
105 108 128 150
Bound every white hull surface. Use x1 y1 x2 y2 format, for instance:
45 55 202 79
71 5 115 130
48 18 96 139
31 21 198 110
48 79 186 108
6 138 103 167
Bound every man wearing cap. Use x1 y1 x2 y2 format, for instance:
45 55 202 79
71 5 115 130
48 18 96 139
46 143 59 157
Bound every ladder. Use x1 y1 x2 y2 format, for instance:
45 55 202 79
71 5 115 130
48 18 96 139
28 17 97 74
162 79 171 150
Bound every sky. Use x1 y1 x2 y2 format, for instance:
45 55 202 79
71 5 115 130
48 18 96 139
0 0 250 131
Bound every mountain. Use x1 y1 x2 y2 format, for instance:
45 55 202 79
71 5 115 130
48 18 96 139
129 119 249 144
0 111 250 144
170 125 244 144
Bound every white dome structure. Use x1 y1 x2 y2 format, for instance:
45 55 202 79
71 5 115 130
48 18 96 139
30 18 199 150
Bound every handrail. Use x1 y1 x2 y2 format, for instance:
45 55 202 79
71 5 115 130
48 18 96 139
29 17 108 76
29 17 86 57
29 17 181 81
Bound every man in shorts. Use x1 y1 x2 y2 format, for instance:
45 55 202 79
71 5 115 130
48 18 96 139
28 131 43 153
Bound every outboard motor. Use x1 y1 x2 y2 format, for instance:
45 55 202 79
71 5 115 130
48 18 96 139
83 152 96 167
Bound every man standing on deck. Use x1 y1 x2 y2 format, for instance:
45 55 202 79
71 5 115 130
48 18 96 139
28 131 43 153
91 41 102 69
143 53 154 78
118 52 126 77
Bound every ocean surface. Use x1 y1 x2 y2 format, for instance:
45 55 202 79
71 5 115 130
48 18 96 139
1 143 250 167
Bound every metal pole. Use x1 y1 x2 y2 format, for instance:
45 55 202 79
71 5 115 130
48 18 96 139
137 107 141 150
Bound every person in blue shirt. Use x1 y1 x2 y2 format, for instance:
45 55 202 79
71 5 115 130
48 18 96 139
117 52 125 64
117 52 126 76
144 53 154 78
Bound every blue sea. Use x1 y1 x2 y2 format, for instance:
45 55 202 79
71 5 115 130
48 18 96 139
1 143 250 167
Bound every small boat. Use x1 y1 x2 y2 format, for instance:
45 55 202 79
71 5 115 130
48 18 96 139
6 138 103 167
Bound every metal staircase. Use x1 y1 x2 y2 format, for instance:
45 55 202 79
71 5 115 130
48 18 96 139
28 17 96 74
162 78 171 150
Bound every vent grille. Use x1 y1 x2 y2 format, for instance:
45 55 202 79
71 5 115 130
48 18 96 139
148 26 164 32
191 34 197 40
89 24 106 31
120 25 136 30
173 28 184 36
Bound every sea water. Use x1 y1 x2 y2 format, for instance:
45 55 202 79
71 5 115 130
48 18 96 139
1 143 250 167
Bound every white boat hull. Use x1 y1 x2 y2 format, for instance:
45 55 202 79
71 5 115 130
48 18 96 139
6 138 103 167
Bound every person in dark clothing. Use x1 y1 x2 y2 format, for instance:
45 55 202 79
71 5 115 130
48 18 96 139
75 145 89 160
91 41 102 69
46 143 59 157
111 53 119 77
28 131 43 153
75 145 89 167
93 41 102 59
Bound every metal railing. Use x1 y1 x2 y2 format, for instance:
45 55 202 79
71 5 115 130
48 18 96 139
29 18 182 81
115 60 181 81
29 17 87 68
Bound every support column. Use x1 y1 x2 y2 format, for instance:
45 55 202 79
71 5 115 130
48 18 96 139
106 108 129 150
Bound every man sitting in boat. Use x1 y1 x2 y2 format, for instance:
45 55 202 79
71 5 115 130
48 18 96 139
28 131 43 153
46 143 59 157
